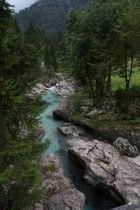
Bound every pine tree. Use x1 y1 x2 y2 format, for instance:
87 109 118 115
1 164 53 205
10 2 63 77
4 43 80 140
24 21 46 50
0 1 49 209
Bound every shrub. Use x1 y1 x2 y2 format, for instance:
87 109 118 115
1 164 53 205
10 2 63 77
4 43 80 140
70 91 90 114
115 85 140 116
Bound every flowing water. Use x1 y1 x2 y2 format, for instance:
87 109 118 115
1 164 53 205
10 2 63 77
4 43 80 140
40 89 123 210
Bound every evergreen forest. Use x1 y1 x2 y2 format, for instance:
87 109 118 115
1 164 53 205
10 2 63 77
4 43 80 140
14 0 90 41
0 0 140 209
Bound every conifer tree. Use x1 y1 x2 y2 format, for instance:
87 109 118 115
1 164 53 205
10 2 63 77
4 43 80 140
0 1 49 209
24 21 46 50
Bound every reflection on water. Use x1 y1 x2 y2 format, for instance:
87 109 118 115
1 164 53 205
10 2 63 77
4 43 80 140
40 90 124 210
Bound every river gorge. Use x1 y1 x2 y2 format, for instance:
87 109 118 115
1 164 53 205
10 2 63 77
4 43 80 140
40 88 125 210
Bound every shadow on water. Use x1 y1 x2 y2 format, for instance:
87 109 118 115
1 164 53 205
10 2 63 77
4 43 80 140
41 90 124 210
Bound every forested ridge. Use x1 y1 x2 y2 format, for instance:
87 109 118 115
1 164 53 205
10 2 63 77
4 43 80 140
14 0 90 39
1 0 140 209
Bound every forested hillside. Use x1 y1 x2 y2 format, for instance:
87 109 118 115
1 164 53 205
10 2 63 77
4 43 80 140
14 0 90 39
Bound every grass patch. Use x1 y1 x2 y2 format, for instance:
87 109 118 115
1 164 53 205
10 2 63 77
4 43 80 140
70 113 86 121
111 67 140 91
100 120 140 132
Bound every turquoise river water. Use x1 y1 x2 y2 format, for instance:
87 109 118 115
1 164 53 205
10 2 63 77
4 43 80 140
40 89 122 210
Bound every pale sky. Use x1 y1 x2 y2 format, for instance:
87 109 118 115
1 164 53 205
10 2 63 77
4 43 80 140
7 0 38 13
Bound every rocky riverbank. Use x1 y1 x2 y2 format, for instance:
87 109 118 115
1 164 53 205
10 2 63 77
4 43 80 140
57 123 140 204
51 74 140 206
35 154 85 210
48 74 140 151
25 73 77 99
53 98 140 151
34 73 140 208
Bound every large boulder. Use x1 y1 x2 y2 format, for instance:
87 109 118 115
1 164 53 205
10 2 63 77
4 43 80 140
67 138 140 203
113 138 139 157
58 123 87 137
35 154 85 210
55 73 64 81
53 99 74 121
36 124 46 142
56 77 76 98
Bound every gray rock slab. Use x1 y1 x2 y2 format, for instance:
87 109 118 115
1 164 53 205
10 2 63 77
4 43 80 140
67 139 140 203
58 124 87 137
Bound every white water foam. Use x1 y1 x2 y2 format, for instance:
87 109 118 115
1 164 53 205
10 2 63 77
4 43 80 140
48 86 58 91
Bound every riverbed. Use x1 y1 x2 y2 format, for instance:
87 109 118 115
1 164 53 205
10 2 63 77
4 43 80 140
40 89 122 210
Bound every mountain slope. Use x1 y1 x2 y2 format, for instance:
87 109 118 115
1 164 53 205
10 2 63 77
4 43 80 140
14 0 90 38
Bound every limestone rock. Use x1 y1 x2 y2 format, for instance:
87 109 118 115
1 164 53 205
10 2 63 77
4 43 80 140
58 123 87 137
55 73 64 81
56 77 76 98
32 83 48 95
113 138 139 157
126 155 140 166
20 124 46 142
86 109 106 117
36 124 46 142
35 154 85 210
47 188 85 210
25 92 36 100
34 203 44 210
67 139 140 203
53 99 74 121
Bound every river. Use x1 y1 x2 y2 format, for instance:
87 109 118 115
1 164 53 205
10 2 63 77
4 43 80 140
40 89 122 210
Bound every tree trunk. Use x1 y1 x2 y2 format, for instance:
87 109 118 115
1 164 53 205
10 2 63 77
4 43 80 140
106 66 112 93
124 37 129 88
85 67 94 104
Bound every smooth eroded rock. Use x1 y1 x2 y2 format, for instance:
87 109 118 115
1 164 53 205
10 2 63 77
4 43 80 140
58 123 87 137
53 99 73 121
67 139 140 203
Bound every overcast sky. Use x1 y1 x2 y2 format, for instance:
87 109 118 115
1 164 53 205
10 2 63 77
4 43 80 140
7 0 38 12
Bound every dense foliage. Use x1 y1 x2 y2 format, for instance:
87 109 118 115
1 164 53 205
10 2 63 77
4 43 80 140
60 0 140 99
0 1 49 209
14 0 90 40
